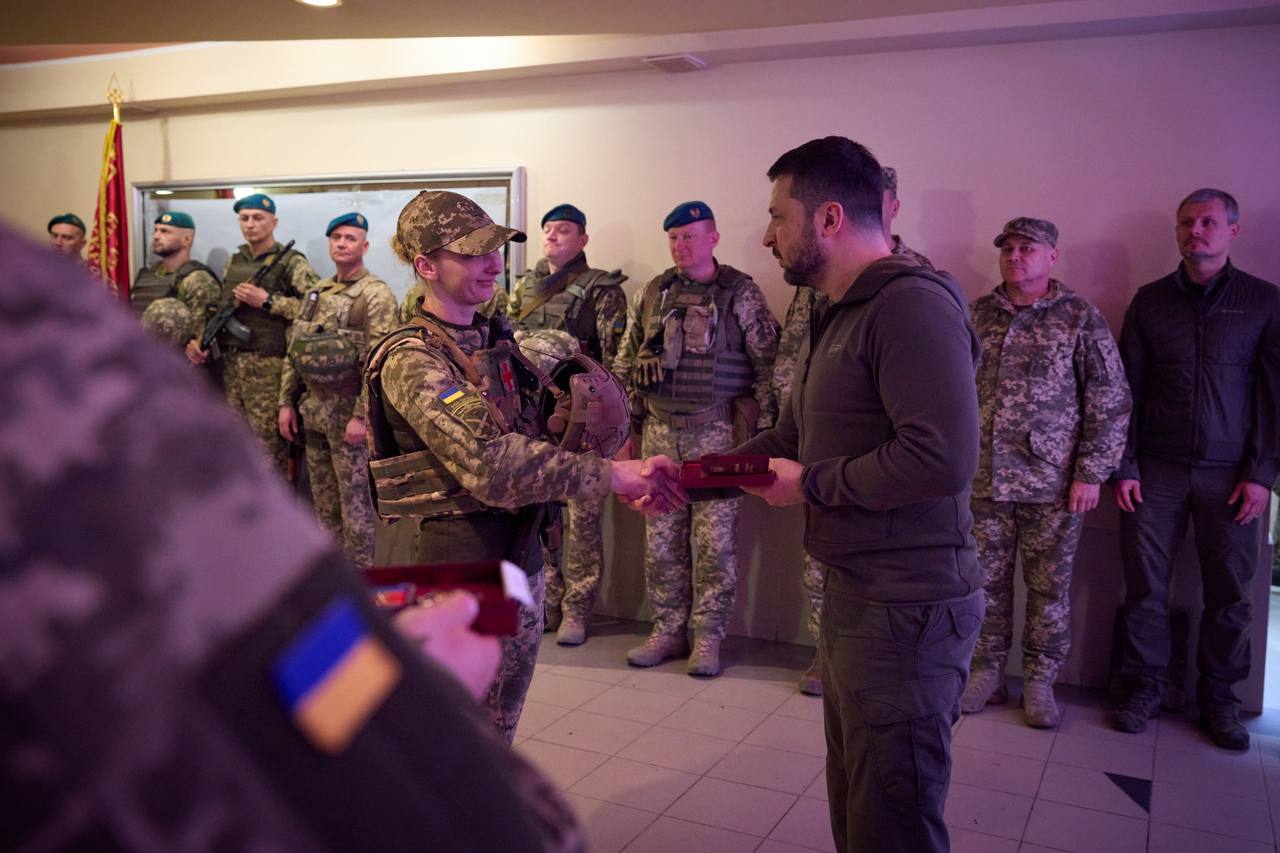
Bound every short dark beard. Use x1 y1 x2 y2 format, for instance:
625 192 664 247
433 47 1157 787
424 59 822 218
780 220 824 287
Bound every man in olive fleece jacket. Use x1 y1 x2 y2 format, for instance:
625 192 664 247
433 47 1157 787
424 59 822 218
736 137 982 853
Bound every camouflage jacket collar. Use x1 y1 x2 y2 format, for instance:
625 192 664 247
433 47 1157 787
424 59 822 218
534 252 587 279
334 267 370 286
991 279 1073 314
235 241 288 263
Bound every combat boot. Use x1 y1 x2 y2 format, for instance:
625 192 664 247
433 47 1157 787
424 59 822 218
556 614 587 646
798 649 822 696
1112 675 1162 733
1022 680 1060 728
1200 707 1250 751
687 636 721 677
960 668 1007 714
626 631 689 667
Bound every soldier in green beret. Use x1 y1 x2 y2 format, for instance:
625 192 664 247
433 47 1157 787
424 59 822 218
133 211 221 352
187 193 319 475
279 213 397 568
47 213 86 261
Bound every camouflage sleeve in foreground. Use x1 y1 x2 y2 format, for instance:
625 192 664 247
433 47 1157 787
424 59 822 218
1073 305 1132 484
354 279 400 418
380 343 612 509
480 287 510 320
177 268 221 342
732 276 781 428
610 282 650 385
506 274 530 318
279 338 304 407
591 278 629 367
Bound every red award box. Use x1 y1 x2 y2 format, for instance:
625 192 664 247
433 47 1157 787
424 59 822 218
361 560 533 635
679 454 776 489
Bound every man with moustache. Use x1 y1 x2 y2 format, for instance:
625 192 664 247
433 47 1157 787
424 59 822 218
1111 188 1280 750
507 204 628 645
186 193 318 474
130 211 221 349
961 218 1130 728
279 213 397 568
738 136 981 852
613 201 779 677
770 165 933 695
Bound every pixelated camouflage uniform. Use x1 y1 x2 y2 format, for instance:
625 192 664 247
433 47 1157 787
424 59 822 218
221 242 318 474
280 269 397 568
133 261 222 347
0 225 584 853
771 237 932 639
508 253 629 623
969 280 1131 682
367 306 611 741
614 263 779 641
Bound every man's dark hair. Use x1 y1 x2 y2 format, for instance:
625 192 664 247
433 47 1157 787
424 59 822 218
1178 187 1239 225
766 136 884 231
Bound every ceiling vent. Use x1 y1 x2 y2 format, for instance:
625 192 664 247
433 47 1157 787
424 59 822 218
641 53 708 73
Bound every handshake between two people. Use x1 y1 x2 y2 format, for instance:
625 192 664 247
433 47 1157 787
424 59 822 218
608 437 809 515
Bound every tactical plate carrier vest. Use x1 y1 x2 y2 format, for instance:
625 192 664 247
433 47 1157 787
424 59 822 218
130 260 218 316
221 244 304 356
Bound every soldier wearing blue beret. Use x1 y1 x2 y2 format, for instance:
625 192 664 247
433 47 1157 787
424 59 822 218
133 211 222 355
507 203 629 646
279 211 396 568
613 199 781 676
47 213 86 260
187 192 319 477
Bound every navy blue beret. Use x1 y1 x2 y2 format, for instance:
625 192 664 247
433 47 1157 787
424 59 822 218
541 203 586 229
663 200 714 231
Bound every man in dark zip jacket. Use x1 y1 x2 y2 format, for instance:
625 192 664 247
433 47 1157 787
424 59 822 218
738 136 982 853
1111 188 1280 750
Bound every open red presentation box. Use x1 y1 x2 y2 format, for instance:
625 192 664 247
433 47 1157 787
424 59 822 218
361 560 533 635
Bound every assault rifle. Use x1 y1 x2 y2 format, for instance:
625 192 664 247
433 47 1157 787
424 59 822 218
199 239 296 358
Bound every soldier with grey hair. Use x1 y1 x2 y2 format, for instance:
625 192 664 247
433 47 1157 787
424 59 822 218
961 217 1131 727
0 223 588 853
364 190 685 741
1111 188 1280 750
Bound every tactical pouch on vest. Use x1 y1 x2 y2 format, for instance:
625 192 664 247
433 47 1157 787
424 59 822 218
288 331 362 396
659 310 684 369
368 449 485 519
682 302 718 354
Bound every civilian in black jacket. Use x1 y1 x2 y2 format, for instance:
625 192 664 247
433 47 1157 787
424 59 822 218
740 136 982 853
1112 187 1280 750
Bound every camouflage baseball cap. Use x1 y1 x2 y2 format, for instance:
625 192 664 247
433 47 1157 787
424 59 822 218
993 217 1059 248
881 166 898 195
397 191 526 257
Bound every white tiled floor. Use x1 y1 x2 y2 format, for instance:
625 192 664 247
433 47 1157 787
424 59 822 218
518 616 1280 852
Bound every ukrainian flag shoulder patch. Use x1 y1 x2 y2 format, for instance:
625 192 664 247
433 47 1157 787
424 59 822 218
273 597 401 754
439 386 465 405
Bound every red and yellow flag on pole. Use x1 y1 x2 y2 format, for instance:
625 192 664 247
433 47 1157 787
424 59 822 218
87 80 130 301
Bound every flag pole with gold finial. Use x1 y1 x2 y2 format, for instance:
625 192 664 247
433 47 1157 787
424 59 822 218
88 75 131 300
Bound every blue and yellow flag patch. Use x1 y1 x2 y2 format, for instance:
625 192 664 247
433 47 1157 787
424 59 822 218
439 386 465 405
273 597 401 754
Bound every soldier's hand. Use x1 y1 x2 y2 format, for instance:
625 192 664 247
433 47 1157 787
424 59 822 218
1228 480 1270 525
743 457 805 507
393 592 501 701
233 282 269 309
184 338 208 365
1113 479 1143 513
1068 480 1101 514
611 456 688 515
278 406 299 441
345 416 367 447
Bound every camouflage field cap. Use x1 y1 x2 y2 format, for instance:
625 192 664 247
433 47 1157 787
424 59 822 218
882 166 898 195
398 191 526 257
993 217 1059 248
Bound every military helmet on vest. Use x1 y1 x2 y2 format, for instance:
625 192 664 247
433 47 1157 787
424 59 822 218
141 297 193 346
538 353 630 458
